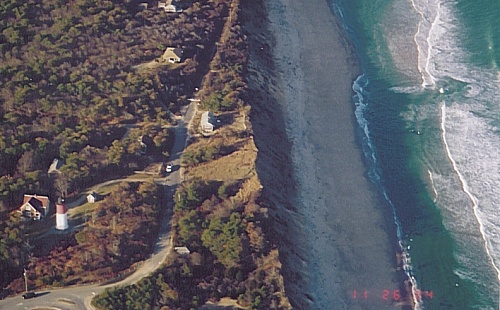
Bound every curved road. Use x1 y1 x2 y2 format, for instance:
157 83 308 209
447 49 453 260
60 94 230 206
0 103 196 310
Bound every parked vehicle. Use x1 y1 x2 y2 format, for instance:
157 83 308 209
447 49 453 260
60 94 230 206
166 163 173 173
22 292 36 299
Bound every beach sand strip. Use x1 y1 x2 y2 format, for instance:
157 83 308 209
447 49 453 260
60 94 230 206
262 0 408 309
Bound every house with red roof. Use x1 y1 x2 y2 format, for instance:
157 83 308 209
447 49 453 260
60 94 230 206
19 194 51 220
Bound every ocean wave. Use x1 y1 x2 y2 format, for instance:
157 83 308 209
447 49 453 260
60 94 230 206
353 75 423 309
404 0 500 285
352 75 377 167
410 0 441 87
427 170 438 203
338 0 500 305
440 103 500 282
388 85 425 94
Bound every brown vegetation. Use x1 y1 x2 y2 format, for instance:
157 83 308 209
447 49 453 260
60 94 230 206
1 0 292 308
7 182 162 293
94 0 291 309
0 0 215 290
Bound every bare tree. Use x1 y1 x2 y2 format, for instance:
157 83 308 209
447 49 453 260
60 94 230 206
17 150 34 175
55 173 69 198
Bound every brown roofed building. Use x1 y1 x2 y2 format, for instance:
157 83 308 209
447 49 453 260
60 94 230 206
162 47 183 63
19 194 51 220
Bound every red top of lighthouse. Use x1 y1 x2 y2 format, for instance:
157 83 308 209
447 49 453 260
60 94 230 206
56 204 67 214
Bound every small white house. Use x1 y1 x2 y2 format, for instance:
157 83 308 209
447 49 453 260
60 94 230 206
201 111 216 133
158 1 181 12
87 192 97 203
164 4 181 12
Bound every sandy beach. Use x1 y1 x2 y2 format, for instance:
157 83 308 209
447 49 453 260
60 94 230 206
258 0 406 309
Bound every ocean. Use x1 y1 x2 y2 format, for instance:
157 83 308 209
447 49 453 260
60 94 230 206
332 0 500 309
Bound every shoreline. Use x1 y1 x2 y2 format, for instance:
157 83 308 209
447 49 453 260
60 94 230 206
261 0 412 309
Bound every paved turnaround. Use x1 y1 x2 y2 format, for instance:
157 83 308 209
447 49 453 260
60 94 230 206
0 103 197 310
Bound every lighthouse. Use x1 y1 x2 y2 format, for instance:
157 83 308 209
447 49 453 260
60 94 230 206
55 200 68 230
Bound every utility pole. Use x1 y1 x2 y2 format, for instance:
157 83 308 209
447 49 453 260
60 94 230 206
23 268 28 292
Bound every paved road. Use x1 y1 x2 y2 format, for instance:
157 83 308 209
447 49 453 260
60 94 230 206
0 103 197 310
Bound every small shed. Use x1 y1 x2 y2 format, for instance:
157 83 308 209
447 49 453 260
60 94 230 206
164 4 180 12
87 192 98 204
162 47 183 63
201 111 216 133
174 246 190 255
48 158 62 175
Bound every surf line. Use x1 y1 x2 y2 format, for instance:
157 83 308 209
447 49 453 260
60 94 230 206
427 170 438 203
440 103 500 281
352 75 423 309
410 0 440 88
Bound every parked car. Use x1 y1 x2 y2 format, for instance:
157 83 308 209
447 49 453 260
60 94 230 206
166 163 173 173
22 292 36 299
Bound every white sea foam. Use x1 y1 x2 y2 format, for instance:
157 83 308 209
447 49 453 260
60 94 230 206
400 0 500 287
389 85 424 94
353 75 423 310
427 170 438 203
440 103 500 282
353 75 377 167
410 0 440 87
345 0 500 304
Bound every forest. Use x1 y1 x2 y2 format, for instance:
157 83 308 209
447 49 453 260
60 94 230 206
0 0 222 291
1 0 290 308
94 0 290 308
0 0 225 211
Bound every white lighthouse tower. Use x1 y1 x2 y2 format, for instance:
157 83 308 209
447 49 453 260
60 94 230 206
55 200 68 230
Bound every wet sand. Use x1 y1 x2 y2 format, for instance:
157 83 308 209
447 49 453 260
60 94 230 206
264 0 406 309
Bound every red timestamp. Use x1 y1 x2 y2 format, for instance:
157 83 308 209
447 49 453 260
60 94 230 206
352 289 433 302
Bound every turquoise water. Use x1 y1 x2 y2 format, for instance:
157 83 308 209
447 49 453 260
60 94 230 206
333 0 500 308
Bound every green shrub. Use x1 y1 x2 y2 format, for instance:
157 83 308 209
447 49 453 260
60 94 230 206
201 213 245 267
